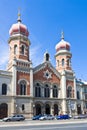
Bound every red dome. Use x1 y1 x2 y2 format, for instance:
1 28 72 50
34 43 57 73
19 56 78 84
55 39 70 52
9 21 29 37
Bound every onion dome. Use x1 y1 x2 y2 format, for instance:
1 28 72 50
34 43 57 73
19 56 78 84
9 12 29 37
55 31 70 52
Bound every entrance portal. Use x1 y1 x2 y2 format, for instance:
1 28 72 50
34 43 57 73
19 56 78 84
36 104 41 115
54 104 58 115
45 104 50 114
77 104 81 114
0 103 8 119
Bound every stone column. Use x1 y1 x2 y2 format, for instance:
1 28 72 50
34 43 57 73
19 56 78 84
50 103 54 115
30 62 33 97
42 87 44 97
61 70 67 114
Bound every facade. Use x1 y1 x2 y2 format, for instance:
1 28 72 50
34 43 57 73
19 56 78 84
0 13 87 119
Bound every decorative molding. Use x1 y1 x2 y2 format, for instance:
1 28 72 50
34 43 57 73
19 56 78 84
18 78 29 85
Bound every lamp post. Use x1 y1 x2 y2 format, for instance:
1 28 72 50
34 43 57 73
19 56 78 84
33 104 35 116
16 104 18 114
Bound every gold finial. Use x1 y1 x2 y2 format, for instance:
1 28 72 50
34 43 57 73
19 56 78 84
61 30 64 40
17 8 21 22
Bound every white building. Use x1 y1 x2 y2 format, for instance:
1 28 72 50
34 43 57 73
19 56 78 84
0 13 87 119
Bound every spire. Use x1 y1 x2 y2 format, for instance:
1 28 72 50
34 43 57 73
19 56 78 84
61 31 64 40
17 8 21 23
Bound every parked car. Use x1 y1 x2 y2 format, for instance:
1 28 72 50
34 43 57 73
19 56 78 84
3 114 25 122
56 114 70 120
39 115 54 120
73 114 87 119
32 114 43 120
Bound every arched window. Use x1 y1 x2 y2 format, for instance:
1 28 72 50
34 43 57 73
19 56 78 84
54 104 59 115
14 45 17 54
36 104 41 115
35 83 41 97
21 45 24 55
57 60 59 67
20 81 26 95
22 104 25 111
45 104 50 114
67 86 72 98
67 59 71 66
46 53 49 61
62 59 64 66
2 84 7 95
44 84 50 97
53 85 58 97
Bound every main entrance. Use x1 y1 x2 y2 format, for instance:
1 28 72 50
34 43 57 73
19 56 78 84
45 104 50 114
77 104 81 114
0 103 8 119
54 104 58 115
36 104 41 115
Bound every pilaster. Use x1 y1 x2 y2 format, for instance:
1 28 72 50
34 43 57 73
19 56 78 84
74 73 77 99
30 62 33 97
61 70 67 114
12 58 17 96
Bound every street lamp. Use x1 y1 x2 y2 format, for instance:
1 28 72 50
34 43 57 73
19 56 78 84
16 104 18 114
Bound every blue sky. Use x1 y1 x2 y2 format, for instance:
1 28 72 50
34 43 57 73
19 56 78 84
0 0 87 81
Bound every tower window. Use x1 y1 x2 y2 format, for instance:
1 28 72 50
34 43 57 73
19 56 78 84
67 59 71 66
57 60 59 67
46 53 49 61
21 45 24 55
62 59 64 66
14 45 17 54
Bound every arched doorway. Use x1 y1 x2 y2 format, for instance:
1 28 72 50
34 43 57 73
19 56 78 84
45 104 50 114
77 104 81 114
54 104 58 115
0 103 8 119
36 104 41 115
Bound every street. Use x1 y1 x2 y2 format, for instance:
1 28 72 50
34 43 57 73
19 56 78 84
0 119 87 130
